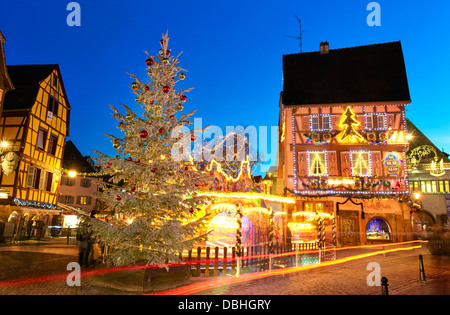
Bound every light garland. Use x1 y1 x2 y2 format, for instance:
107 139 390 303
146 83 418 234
204 155 251 183
292 211 332 218
196 190 296 204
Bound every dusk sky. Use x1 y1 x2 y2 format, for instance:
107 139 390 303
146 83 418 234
1 0 449 175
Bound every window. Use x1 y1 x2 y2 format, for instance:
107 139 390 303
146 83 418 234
77 196 92 205
52 73 58 88
322 115 331 130
26 166 45 189
438 180 450 193
351 151 371 176
80 178 91 188
303 202 325 212
45 172 53 192
310 114 332 131
308 151 327 176
365 115 373 130
48 134 58 156
37 129 48 150
365 113 387 130
61 176 75 186
47 95 59 119
376 115 386 130
59 195 74 204
311 116 320 130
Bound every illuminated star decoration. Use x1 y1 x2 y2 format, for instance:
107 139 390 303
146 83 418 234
338 106 364 143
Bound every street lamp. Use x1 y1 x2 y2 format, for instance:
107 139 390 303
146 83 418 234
0 140 9 154
68 170 77 178
413 192 421 200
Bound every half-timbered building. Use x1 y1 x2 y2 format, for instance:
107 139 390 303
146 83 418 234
278 41 414 246
0 64 71 237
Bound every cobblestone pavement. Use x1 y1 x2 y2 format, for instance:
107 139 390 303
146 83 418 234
0 238 448 295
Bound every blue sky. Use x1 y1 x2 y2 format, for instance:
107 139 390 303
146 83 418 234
1 0 449 175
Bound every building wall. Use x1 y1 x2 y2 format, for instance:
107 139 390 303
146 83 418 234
0 70 69 220
58 175 99 213
278 102 413 245
409 170 450 226
281 103 409 195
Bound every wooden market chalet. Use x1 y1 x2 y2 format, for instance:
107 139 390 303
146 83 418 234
277 41 415 246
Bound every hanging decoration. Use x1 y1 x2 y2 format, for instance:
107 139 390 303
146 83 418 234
1 151 19 176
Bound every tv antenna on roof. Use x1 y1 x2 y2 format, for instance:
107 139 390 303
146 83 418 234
283 14 303 53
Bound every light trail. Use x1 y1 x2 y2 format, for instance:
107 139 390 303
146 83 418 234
0 240 427 290
149 244 423 295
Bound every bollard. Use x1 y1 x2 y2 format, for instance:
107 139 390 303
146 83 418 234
381 277 389 295
67 227 71 245
419 254 427 286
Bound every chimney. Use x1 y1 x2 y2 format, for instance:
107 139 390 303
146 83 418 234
320 41 329 54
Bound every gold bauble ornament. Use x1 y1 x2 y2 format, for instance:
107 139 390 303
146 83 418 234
162 58 169 65
178 72 185 80
176 104 184 111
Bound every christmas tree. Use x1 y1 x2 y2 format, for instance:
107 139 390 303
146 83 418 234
91 31 209 267
338 106 364 143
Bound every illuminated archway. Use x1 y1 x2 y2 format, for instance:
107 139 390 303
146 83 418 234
206 209 255 248
366 217 391 240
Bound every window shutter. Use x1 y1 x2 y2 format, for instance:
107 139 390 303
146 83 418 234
26 166 35 187
39 170 47 190
69 196 74 204
86 197 92 205
76 196 81 204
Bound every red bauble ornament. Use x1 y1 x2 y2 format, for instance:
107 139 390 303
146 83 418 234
169 115 175 119
184 166 189 171
144 86 150 91
116 196 122 201
127 157 133 161
166 50 171 56
151 168 157 173
189 208 194 213
162 85 170 93
159 128 164 134
139 130 148 138
146 58 154 66
180 95 187 101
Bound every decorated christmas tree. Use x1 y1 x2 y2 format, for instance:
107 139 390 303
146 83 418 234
91 31 209 267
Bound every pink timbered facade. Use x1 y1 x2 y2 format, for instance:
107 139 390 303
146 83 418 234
278 41 414 246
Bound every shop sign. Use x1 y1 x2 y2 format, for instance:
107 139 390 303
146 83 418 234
384 153 401 176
